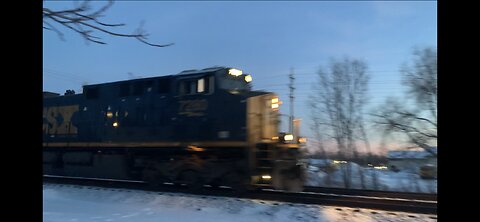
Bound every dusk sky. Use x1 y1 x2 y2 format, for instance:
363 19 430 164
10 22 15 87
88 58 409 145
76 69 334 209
43 1 437 154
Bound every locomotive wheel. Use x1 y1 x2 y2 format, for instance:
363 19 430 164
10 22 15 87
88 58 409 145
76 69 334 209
272 162 305 192
178 170 203 191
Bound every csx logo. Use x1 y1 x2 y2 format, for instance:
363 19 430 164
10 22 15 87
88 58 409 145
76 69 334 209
43 105 79 135
178 99 208 116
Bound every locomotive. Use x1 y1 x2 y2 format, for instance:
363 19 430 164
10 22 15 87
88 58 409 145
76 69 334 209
43 67 305 191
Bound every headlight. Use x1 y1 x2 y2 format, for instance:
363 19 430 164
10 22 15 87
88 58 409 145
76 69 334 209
261 175 272 180
284 134 294 141
298 137 307 143
228 68 243 76
244 74 252 82
271 97 280 110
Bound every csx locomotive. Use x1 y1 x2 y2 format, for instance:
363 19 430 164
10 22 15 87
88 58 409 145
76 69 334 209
43 67 305 191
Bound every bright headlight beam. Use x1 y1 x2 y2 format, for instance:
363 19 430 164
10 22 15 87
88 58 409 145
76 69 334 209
244 75 252 82
228 68 243 76
271 97 279 110
261 175 271 180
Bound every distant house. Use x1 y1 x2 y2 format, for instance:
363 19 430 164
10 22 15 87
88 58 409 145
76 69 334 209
387 147 437 173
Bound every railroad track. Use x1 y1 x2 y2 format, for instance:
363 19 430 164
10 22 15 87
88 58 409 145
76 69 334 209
43 175 437 215
303 186 437 201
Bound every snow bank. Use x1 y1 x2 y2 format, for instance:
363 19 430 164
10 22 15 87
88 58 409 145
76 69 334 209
43 184 437 222
306 162 437 193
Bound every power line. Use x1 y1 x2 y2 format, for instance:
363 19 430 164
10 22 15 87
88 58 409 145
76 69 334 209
43 67 94 84
257 87 407 91
256 82 406 88
253 70 402 79
43 71 86 84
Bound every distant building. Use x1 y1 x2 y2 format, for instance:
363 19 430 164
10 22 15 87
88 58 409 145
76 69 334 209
387 147 437 173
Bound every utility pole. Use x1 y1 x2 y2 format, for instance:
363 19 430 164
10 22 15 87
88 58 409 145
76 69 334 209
288 67 295 134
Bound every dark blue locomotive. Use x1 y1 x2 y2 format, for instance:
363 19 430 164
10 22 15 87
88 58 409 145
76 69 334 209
43 67 305 191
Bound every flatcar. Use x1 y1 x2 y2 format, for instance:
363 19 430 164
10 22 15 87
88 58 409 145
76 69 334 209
43 66 305 191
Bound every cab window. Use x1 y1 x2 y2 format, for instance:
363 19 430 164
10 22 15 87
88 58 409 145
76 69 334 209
197 78 205 93
179 77 211 95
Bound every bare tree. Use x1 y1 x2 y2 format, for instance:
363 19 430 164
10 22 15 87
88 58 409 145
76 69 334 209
373 47 437 156
308 99 328 158
308 57 370 188
43 0 173 47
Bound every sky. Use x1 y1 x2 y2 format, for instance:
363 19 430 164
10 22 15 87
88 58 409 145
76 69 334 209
43 1 437 154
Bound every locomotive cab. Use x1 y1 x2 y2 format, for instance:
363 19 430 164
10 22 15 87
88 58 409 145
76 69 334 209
175 67 252 96
210 67 305 191
155 67 305 191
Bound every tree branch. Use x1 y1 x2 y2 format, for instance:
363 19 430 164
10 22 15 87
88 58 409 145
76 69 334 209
43 0 173 47
396 111 437 128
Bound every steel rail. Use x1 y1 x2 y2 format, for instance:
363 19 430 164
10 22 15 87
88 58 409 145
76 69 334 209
43 175 436 215
303 186 437 201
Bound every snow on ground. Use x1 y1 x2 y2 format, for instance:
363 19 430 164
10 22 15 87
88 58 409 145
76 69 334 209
306 162 437 193
43 183 437 222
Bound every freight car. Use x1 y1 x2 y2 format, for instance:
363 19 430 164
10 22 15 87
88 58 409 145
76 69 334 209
43 66 305 191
